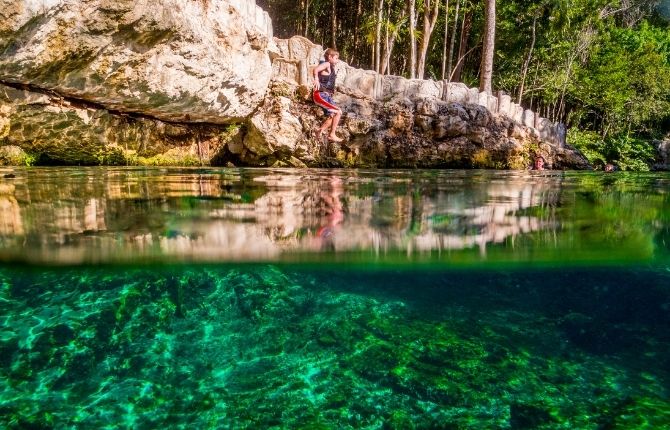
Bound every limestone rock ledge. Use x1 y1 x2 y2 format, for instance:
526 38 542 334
242 36 590 170
234 80 588 169
1 0 590 169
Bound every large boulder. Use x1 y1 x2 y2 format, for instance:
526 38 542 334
0 0 273 123
246 96 305 158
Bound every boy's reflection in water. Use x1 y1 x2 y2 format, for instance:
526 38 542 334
315 176 344 251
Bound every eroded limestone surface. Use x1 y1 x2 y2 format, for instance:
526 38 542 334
0 0 273 123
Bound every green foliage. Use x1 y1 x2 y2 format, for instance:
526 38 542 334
220 124 242 142
572 22 670 137
94 146 127 166
0 146 37 166
568 128 605 166
22 152 38 167
603 135 656 171
496 1 670 169
568 129 655 171
124 152 202 167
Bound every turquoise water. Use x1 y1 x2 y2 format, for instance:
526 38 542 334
1 168 669 428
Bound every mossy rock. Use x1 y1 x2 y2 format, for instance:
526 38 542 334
0 145 34 165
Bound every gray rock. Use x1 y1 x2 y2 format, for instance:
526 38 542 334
522 110 535 129
498 94 511 116
245 95 303 157
0 84 225 165
0 0 273 124
653 137 670 170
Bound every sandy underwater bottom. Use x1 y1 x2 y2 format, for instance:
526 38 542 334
1 263 669 429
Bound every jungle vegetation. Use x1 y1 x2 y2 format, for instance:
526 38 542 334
257 0 670 170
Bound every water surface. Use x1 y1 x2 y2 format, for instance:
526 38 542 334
0 167 669 428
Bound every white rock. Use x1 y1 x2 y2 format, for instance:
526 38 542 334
0 0 274 124
245 96 303 155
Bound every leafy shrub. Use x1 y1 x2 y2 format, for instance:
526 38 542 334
568 129 655 170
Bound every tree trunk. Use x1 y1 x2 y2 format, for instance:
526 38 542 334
331 0 337 49
446 0 460 82
304 0 311 38
479 0 496 94
517 14 537 104
409 0 417 79
381 1 389 74
381 3 407 76
298 0 304 35
441 0 450 80
558 30 593 122
374 0 385 73
352 0 362 64
530 62 540 114
417 0 441 79
453 10 471 82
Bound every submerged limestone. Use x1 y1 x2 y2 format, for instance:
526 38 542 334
1 264 669 428
1 0 588 168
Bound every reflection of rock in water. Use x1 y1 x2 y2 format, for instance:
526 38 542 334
0 182 23 236
0 168 617 265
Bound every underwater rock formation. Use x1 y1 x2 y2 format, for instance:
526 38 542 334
0 0 589 168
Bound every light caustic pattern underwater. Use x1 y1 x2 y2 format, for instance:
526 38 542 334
0 167 669 428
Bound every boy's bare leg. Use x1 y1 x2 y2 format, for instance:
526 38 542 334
328 110 343 142
318 117 333 135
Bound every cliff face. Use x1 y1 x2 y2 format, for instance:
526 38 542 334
0 0 589 169
238 36 588 169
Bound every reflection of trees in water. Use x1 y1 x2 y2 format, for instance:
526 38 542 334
1 169 666 264
361 176 564 254
256 173 569 256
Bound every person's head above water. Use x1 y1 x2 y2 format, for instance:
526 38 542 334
533 156 545 170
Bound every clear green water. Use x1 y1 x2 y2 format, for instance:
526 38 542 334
1 167 669 428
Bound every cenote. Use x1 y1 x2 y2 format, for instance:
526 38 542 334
1 167 669 429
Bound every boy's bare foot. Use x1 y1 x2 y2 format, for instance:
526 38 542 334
328 135 343 143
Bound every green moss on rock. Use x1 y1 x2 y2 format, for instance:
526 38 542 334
0 145 35 166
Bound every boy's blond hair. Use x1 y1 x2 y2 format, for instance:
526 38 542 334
324 48 339 60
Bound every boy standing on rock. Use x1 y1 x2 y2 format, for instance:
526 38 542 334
312 48 343 142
